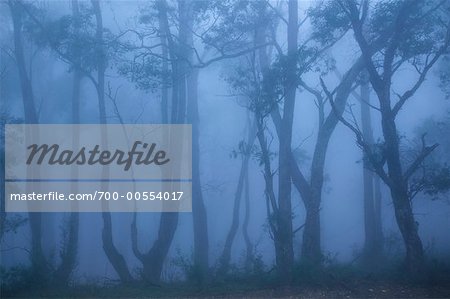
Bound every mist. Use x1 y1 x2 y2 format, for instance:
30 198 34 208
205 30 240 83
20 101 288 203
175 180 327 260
1 0 450 297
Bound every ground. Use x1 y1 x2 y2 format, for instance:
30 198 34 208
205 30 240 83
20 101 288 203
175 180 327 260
3 280 450 298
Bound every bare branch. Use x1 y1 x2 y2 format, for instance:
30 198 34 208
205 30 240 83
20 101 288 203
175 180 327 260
322 76 392 187
404 134 439 180
392 24 450 116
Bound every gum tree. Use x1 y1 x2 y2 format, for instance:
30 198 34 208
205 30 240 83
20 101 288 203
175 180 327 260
331 0 450 273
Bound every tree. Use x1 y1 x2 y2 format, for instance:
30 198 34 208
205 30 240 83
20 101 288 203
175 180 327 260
53 0 81 285
91 0 134 283
359 71 383 263
218 115 257 275
258 0 363 267
222 0 364 277
6 0 48 282
221 1 295 281
333 0 450 273
18 0 132 283
126 0 201 284
123 0 270 283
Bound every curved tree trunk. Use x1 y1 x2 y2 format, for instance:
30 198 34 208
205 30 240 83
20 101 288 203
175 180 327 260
218 118 256 275
91 0 133 283
382 111 424 272
131 1 198 284
299 58 365 265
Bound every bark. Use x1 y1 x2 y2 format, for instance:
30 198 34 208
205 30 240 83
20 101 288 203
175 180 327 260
273 0 297 282
242 154 253 271
139 213 178 283
53 0 81 285
180 2 209 282
382 105 424 272
187 67 209 283
360 71 383 263
8 0 48 279
218 118 256 275
374 176 383 252
91 0 133 283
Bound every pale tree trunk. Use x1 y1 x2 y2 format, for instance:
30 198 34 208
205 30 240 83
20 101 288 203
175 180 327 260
91 0 133 283
374 176 383 252
242 152 253 271
359 71 383 263
8 0 48 280
181 1 209 282
218 118 256 275
274 0 297 282
53 0 81 285
187 67 209 284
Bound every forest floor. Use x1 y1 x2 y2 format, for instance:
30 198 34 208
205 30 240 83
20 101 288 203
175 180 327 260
3 279 450 298
215 281 450 298
3 261 450 298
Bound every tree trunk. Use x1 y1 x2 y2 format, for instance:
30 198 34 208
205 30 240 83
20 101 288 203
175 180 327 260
133 1 193 284
382 110 424 272
218 118 256 275
301 194 321 265
274 0 297 283
296 59 364 267
54 0 81 285
9 0 48 280
242 150 253 271
360 71 383 263
187 67 209 284
91 0 133 283
140 213 178 283
179 1 209 284
374 176 383 252
347 0 427 273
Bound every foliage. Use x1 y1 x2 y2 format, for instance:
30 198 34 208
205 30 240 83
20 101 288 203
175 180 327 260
308 0 350 46
368 0 448 60
0 266 37 295
229 139 257 159
24 2 120 74
408 115 450 200
439 55 450 98
200 0 275 53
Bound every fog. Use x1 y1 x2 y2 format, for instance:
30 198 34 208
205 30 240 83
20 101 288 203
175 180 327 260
1 0 450 297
